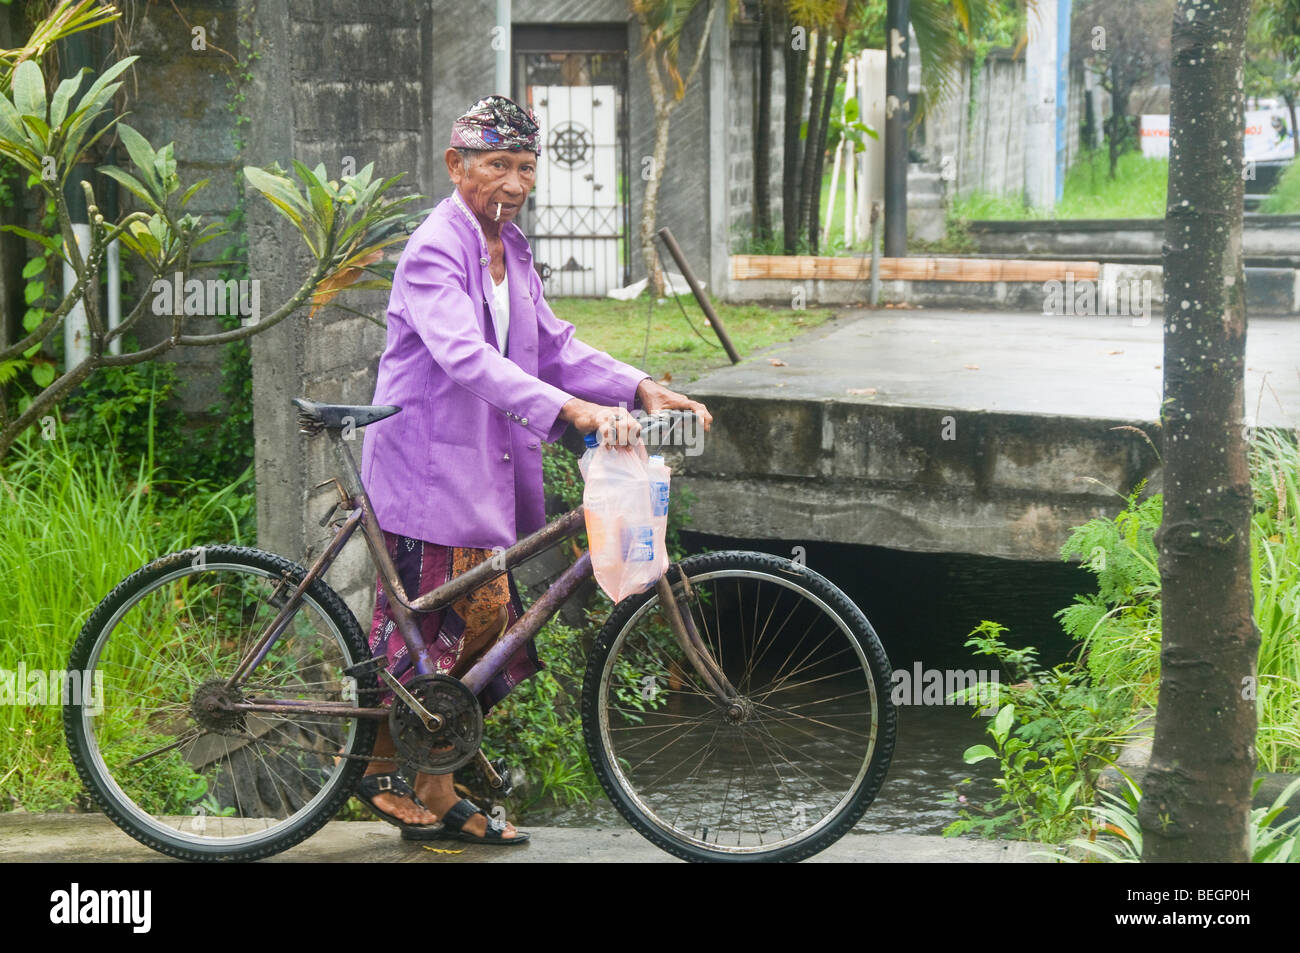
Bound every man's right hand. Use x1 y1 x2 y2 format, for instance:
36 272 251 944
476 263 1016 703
559 398 641 447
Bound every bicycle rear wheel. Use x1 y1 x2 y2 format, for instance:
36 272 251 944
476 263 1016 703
582 550 896 862
64 545 378 862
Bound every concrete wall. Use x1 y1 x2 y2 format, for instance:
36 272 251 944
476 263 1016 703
723 260 1300 314
673 394 1163 562
75 1 242 421
920 50 1085 203
246 0 428 625
969 215 1300 260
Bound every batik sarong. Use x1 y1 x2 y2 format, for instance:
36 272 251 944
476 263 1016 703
367 530 541 713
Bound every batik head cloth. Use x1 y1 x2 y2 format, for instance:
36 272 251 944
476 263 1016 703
450 95 541 154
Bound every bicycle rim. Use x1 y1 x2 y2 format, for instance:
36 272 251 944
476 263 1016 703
587 553 893 861
66 550 373 859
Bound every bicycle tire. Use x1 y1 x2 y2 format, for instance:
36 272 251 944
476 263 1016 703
64 545 378 862
582 550 896 863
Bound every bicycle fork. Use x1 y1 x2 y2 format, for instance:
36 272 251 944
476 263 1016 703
655 570 743 714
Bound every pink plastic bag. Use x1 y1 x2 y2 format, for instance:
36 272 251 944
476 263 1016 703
581 437 670 603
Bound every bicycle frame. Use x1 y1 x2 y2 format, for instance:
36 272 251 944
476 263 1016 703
221 424 737 725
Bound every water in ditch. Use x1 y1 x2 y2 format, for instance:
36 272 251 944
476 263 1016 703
524 534 1093 836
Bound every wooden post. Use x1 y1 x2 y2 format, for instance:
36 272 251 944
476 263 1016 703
656 227 741 365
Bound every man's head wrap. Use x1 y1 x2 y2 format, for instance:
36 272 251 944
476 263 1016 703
450 95 541 154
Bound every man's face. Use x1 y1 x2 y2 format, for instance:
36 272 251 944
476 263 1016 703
446 148 537 226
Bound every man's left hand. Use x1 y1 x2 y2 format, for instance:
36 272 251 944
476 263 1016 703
636 378 713 431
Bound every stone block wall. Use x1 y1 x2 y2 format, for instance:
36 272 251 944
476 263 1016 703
246 0 434 626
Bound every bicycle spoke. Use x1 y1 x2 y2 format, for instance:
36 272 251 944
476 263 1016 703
68 552 375 858
594 557 893 859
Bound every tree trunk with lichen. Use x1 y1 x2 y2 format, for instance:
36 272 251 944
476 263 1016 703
1140 0 1258 864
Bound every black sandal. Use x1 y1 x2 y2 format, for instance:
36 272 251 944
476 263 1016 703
355 773 445 841
434 797 530 845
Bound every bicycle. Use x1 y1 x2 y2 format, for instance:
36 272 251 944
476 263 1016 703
64 397 896 862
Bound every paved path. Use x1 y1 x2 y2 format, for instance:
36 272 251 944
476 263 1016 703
690 309 1300 427
0 812 1045 863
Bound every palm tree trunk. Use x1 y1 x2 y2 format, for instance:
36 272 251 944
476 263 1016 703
754 0 774 243
1285 91 1299 158
782 8 808 254
1140 0 1256 864
635 1 720 295
798 29 829 243
808 30 845 253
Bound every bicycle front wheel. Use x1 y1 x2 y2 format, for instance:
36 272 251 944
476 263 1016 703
582 550 896 862
64 545 378 862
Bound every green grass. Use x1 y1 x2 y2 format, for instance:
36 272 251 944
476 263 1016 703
550 296 835 385
1261 159 1300 213
951 150 1171 221
0 413 253 811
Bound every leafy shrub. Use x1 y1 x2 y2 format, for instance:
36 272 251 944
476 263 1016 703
1064 774 1300 863
944 621 1137 843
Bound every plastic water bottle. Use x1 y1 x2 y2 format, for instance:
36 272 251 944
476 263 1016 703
579 431 599 481
647 454 671 548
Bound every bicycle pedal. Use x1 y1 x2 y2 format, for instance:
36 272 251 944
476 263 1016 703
343 656 389 678
491 760 515 797
479 755 514 797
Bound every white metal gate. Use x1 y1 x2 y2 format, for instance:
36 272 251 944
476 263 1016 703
528 85 622 296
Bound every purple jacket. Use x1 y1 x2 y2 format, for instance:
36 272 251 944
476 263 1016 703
360 192 648 549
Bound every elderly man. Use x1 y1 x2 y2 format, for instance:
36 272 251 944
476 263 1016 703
356 95 711 845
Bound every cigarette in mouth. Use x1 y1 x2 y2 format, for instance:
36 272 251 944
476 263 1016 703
495 203 502 221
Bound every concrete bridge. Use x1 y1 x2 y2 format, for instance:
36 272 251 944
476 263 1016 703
675 308 1299 562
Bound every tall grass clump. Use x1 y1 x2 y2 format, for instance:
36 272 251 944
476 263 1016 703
1058 428 1300 772
0 399 253 810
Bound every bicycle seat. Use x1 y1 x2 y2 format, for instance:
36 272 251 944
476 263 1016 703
292 397 401 432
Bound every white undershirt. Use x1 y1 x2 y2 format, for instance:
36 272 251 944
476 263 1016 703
491 271 510 354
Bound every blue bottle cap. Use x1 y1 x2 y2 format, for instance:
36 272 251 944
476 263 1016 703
584 432 599 448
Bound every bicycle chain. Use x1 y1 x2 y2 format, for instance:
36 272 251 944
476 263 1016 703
202 723 388 763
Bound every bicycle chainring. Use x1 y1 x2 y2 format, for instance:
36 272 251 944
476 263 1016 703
389 674 483 774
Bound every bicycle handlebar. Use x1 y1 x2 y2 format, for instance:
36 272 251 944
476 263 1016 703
633 409 698 451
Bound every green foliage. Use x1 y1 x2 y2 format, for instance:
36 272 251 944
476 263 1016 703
947 428 1300 841
242 159 419 320
0 411 253 812
1260 158 1300 213
1055 480 1162 704
944 621 1137 843
1064 775 1300 863
0 10 425 459
541 440 584 512
48 345 256 542
950 150 1170 221
481 617 600 809
1054 431 1300 772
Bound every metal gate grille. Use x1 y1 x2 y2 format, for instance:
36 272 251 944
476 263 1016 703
516 44 629 298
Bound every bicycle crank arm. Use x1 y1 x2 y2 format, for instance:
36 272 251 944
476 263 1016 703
380 669 443 732
475 751 514 796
